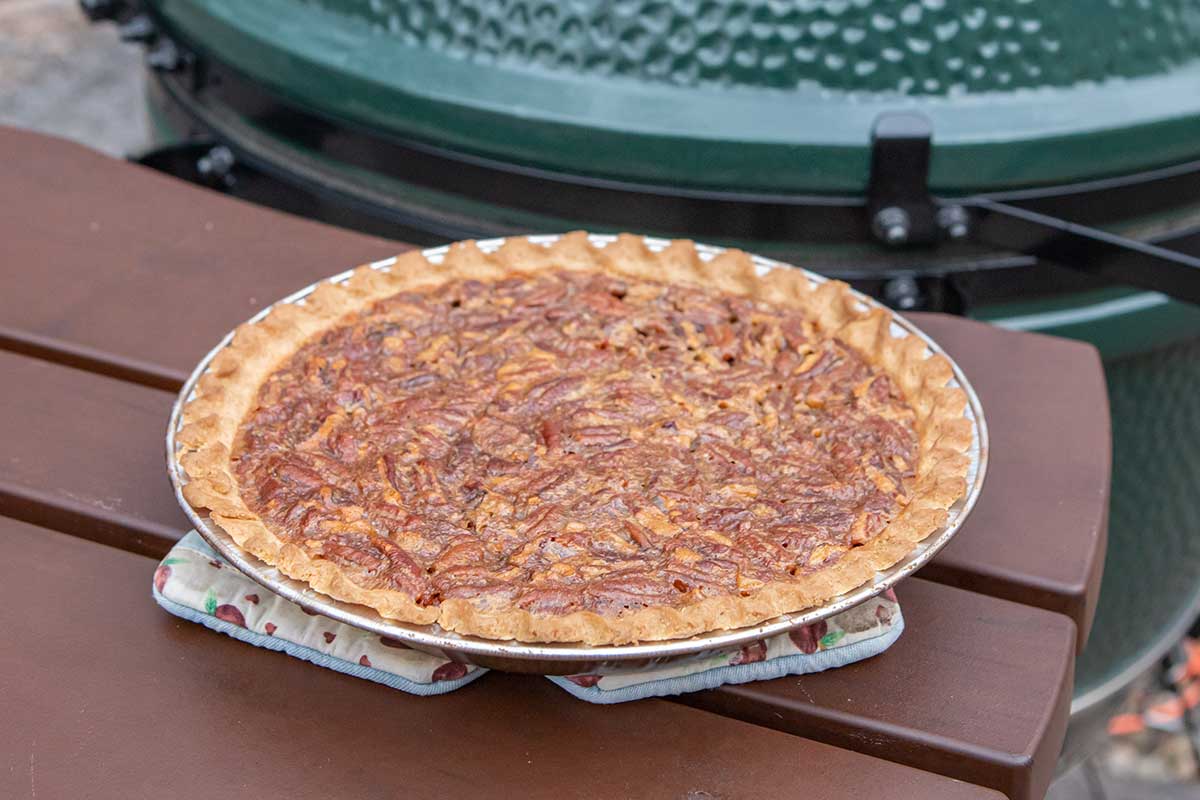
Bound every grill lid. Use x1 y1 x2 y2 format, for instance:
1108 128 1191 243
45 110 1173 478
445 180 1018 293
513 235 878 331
148 0 1200 193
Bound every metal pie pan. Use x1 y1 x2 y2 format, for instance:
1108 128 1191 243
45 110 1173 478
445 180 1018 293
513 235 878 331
166 234 989 675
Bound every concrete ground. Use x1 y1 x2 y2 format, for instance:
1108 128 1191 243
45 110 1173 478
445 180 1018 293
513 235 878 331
2 1 1199 798
0 0 150 157
1053 764 1200 800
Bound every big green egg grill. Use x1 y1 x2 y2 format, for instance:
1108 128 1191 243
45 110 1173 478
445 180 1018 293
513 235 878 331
84 0 1200 770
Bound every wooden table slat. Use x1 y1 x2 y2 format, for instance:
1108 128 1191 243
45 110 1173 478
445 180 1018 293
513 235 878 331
0 517 1005 800
0 351 186 556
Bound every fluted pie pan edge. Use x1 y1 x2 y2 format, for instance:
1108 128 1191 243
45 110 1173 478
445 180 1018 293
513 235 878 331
166 233 987 672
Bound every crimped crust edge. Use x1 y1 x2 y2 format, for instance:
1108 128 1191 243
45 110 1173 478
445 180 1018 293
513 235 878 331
177 233 972 645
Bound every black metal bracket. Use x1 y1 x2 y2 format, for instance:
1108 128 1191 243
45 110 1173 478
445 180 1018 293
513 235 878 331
78 0 142 24
866 112 1200 304
78 0 125 21
963 198 1200 305
867 112 962 247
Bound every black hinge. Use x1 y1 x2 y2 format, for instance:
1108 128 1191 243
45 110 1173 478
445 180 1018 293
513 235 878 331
867 112 970 248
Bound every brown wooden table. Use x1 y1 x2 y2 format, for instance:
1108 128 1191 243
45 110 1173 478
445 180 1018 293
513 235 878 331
0 126 1109 800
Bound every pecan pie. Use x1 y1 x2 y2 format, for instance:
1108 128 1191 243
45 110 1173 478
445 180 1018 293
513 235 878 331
178 234 971 645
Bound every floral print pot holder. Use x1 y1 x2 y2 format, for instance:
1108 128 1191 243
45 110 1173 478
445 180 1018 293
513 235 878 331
153 531 902 703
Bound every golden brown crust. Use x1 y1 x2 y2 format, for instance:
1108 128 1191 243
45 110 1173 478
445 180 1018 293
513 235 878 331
178 233 971 645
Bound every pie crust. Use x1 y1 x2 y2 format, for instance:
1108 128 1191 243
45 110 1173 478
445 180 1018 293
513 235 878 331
178 233 971 645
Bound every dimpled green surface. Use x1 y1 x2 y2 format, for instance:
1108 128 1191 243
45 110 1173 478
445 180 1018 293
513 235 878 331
1075 337 1200 698
153 0 1200 191
327 0 1200 95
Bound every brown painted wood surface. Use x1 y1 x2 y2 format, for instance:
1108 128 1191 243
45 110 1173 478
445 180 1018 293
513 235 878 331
0 351 1076 799
0 126 1108 643
0 351 186 556
0 125 1107 798
0 518 1004 800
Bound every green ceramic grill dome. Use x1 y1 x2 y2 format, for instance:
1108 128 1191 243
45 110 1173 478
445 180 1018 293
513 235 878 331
343 0 1200 94
150 0 1200 193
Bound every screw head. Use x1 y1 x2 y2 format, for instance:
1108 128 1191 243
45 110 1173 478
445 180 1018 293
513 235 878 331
197 146 236 189
872 207 911 246
883 276 923 311
118 14 156 43
146 39 182 72
936 205 971 241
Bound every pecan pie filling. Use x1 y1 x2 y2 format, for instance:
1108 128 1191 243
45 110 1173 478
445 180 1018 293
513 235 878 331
234 270 918 617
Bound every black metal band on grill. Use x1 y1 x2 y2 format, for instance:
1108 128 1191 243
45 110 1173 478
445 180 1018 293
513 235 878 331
153 54 1200 242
